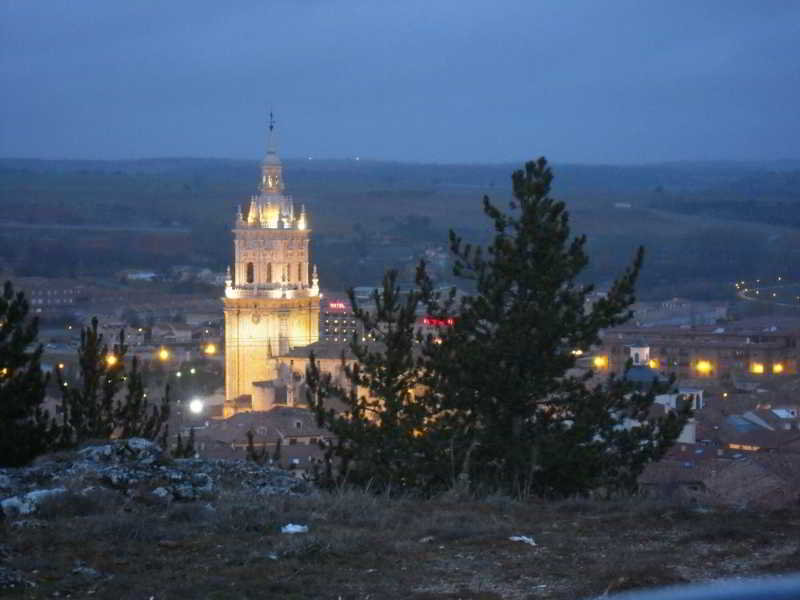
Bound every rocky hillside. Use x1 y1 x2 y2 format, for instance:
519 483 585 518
2 439 800 599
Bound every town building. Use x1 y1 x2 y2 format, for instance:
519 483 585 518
594 320 800 382
223 115 320 417
319 296 362 344
14 277 84 315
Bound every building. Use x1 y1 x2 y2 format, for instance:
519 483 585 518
319 297 362 344
594 322 800 382
223 114 320 417
14 277 84 314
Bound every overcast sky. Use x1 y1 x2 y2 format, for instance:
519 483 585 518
1 1 798 164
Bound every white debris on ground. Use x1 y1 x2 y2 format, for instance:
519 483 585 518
509 535 536 546
281 523 309 534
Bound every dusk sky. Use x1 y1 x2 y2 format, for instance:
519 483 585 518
1 1 798 164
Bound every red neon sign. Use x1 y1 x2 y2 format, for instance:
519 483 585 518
328 301 348 311
422 316 455 327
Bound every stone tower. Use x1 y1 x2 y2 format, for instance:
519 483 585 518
223 114 320 417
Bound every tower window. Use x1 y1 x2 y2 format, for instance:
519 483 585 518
246 262 254 283
267 263 272 283
298 263 302 283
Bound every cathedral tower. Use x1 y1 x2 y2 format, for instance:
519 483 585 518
223 114 320 416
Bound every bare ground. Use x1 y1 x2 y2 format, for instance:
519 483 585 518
2 488 800 599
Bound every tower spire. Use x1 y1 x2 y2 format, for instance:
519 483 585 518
266 108 278 158
260 107 284 194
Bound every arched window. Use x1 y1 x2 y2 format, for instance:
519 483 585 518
267 263 272 283
246 262 254 283
297 263 302 283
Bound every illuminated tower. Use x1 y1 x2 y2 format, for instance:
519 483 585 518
223 113 320 416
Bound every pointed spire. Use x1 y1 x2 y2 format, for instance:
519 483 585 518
247 198 259 225
265 108 280 164
311 264 320 296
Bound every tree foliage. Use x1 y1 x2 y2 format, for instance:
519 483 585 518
307 158 690 497
0 282 55 467
307 270 444 491
56 317 171 448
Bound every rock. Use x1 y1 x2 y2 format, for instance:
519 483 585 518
173 484 198 501
10 519 48 529
1 488 67 517
0 438 313 518
152 487 171 498
72 566 101 579
78 438 163 466
0 566 32 591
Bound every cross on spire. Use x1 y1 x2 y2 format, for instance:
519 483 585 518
269 110 275 133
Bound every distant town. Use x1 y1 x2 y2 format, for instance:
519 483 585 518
5 129 800 511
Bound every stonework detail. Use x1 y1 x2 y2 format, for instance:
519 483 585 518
223 116 320 417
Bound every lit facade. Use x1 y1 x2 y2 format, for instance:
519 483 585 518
600 326 799 381
223 116 320 417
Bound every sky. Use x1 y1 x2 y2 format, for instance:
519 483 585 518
1 0 799 164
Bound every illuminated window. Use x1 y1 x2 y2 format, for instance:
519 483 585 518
593 356 608 369
750 362 765 375
648 359 660 369
695 360 712 375
773 363 784 374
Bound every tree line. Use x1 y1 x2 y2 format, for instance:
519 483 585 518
0 286 177 467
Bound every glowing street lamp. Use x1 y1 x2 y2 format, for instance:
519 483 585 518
189 398 204 414
106 354 118 367
204 343 217 355
158 348 170 361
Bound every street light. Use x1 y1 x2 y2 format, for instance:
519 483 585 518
189 398 204 414
158 347 170 361
106 354 118 367
204 343 217 355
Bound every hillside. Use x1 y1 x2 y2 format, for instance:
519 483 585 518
2 439 800 599
2 158 800 297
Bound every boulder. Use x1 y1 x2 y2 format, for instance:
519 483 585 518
1 488 67 517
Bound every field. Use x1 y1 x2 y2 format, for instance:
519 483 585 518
3 484 800 599
2 158 800 297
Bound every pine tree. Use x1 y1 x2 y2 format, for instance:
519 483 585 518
173 427 195 458
0 281 55 467
306 269 444 492
421 157 690 496
246 428 268 464
272 436 282 464
115 356 171 442
307 158 690 498
56 318 123 443
57 317 171 448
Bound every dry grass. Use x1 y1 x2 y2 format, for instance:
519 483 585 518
3 486 800 599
